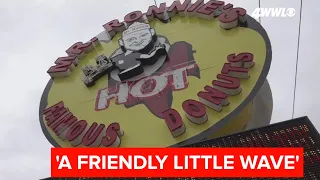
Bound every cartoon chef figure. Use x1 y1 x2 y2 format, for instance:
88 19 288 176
105 22 200 118
110 22 168 82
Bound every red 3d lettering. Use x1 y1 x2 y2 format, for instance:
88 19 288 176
182 99 208 125
197 85 229 112
212 74 241 95
163 109 186 137
221 63 249 79
101 123 124 147
227 52 254 68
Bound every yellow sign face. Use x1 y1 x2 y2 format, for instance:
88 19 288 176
39 1 271 148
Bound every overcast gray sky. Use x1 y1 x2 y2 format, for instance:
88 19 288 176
0 0 319 179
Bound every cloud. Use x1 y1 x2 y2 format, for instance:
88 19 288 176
0 0 154 179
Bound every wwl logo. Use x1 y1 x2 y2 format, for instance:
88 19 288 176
251 8 296 18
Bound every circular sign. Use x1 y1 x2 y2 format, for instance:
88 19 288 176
39 1 271 148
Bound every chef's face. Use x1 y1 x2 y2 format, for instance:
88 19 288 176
122 29 152 52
